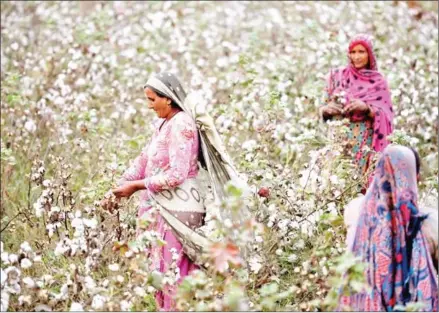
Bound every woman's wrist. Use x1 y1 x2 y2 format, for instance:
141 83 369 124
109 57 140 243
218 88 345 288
131 179 147 192
320 106 330 121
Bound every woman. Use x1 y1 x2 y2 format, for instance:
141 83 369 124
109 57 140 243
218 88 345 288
344 147 438 269
339 145 438 311
104 72 248 311
344 147 438 268
320 34 394 181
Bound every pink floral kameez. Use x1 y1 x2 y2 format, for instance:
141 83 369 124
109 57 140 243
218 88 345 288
118 111 203 311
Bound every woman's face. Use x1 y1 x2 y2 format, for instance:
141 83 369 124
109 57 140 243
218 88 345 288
144 87 172 118
349 44 369 69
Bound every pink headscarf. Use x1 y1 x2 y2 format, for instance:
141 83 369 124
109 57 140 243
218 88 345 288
327 34 394 153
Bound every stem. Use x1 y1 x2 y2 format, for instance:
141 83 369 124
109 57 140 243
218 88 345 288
42 143 52 163
301 159 318 198
297 180 359 224
277 193 297 212
64 217 69 233
7 197 34 228
0 212 21 233
42 211 50 243
268 240 278 254
27 175 32 212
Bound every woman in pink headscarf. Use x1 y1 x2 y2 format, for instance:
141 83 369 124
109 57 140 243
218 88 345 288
319 34 394 184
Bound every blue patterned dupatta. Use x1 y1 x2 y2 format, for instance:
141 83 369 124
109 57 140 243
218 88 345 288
338 145 438 311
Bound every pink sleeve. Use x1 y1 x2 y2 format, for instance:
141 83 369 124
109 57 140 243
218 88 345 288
146 116 197 192
117 149 148 186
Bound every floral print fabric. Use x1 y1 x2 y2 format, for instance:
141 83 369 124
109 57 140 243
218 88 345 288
339 145 438 311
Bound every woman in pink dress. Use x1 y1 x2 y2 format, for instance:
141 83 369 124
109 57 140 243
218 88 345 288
103 72 247 311
111 73 202 310
319 34 394 188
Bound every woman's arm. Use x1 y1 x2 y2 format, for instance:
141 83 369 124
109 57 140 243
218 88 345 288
111 116 197 199
104 148 148 201
112 179 145 198
116 150 148 186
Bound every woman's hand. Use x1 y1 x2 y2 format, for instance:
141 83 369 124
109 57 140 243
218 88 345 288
112 180 146 198
344 99 371 116
112 182 138 198
320 103 343 119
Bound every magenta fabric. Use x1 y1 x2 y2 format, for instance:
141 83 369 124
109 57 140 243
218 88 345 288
338 145 438 311
136 207 200 311
327 34 394 154
153 214 199 311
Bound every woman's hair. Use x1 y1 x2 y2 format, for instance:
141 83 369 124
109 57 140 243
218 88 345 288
143 85 181 109
409 147 421 175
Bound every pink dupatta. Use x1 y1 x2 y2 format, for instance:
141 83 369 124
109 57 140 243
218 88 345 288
327 34 394 153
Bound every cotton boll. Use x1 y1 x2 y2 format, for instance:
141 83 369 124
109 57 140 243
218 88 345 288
22 277 36 289
0 269 6 286
120 300 132 311
1 292 9 312
92 294 107 310
83 218 98 229
24 119 37 133
18 295 32 306
20 241 32 253
108 263 120 272
20 258 32 269
70 302 84 311
1 252 10 265
10 42 19 51
134 286 146 297
249 257 263 273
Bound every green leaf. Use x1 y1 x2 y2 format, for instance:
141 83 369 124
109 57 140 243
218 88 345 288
225 183 243 198
260 297 275 310
224 284 245 309
259 283 279 297
195 289 211 300
156 238 167 247
148 271 163 290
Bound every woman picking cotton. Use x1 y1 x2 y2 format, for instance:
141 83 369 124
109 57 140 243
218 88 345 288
344 147 438 270
319 34 394 185
101 72 248 311
339 145 438 311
